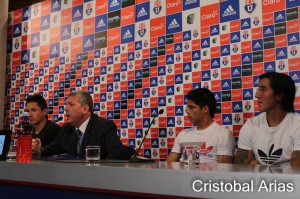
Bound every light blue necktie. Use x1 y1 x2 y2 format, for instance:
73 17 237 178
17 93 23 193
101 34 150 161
76 129 83 156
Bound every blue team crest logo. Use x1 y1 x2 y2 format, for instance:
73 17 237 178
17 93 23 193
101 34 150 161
193 29 199 38
278 60 285 70
243 30 249 39
244 0 257 14
62 42 68 54
14 39 20 49
232 44 239 53
33 7 39 16
136 51 141 58
222 57 229 66
290 46 297 56
129 62 134 69
184 42 190 50
253 16 260 26
136 110 141 117
138 22 146 37
167 65 173 73
101 103 105 110
151 88 157 95
168 129 174 136
143 40 149 47
153 149 158 157
160 139 166 146
86 3 93 15
121 130 127 137
144 99 149 106
175 54 181 62
153 0 162 15
176 118 182 125
114 83 119 90
108 94 112 100
23 22 29 33
129 120 134 127
121 72 126 80
101 49 106 56
212 70 219 78
234 114 241 123
73 22 80 35
244 101 251 111
159 78 164 85
95 59 99 66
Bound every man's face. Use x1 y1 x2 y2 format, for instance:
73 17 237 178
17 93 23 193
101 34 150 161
185 100 206 124
65 95 89 127
26 102 47 126
255 78 281 113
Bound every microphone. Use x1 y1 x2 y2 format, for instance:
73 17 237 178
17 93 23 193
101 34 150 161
129 109 164 163
58 117 63 121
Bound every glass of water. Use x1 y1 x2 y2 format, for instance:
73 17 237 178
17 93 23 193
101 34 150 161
85 146 100 162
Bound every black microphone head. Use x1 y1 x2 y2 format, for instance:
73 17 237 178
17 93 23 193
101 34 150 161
58 116 63 121
158 109 164 115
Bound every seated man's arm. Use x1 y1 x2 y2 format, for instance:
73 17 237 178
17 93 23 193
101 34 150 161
291 150 300 166
234 148 255 164
218 155 233 163
166 152 180 162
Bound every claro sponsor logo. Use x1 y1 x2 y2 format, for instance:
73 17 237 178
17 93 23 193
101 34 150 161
263 0 281 5
202 10 218 20
151 23 164 31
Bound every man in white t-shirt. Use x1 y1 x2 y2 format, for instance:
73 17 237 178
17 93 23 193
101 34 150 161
235 72 300 166
166 88 235 163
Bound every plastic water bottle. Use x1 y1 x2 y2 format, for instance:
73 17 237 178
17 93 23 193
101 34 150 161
16 113 33 162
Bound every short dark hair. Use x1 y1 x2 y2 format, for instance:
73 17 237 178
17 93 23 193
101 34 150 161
26 94 48 110
25 94 48 119
259 72 296 112
186 88 216 118
68 90 94 113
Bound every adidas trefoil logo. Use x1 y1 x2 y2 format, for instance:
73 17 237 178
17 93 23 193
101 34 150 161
258 144 282 165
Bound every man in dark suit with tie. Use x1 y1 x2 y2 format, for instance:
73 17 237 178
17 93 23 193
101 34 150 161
32 90 127 160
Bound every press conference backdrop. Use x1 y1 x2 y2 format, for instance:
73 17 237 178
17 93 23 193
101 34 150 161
5 0 300 160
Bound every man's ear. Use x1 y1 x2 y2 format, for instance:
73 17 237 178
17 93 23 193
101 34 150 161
83 104 90 113
277 93 283 102
43 108 48 116
202 105 210 113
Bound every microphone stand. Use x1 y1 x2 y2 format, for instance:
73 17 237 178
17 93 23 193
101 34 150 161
129 116 157 163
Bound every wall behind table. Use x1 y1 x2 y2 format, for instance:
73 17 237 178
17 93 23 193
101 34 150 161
5 0 300 160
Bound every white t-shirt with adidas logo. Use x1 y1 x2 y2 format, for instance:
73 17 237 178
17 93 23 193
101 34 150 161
171 122 236 163
238 112 300 165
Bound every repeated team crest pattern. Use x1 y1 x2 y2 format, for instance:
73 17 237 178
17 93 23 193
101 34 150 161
5 0 300 160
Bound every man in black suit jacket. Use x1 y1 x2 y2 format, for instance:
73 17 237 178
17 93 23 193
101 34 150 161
32 90 127 160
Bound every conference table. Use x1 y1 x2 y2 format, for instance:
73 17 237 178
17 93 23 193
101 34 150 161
0 159 299 199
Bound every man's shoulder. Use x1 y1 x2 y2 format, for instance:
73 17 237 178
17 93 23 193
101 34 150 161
90 114 112 123
211 122 228 130
179 127 197 134
288 112 300 121
89 114 116 128
46 120 61 129
244 112 265 126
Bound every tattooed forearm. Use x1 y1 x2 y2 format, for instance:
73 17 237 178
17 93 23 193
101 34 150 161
291 150 300 166
218 155 233 163
234 148 253 164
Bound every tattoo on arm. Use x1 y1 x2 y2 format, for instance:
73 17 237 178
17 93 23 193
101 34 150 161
234 148 253 164
218 155 233 164
291 150 300 166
